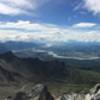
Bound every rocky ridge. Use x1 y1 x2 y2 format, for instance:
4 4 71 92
5 83 100 100
57 84 100 100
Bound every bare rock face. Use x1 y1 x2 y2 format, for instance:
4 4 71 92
89 84 100 100
28 84 54 100
5 83 100 100
57 93 86 100
57 84 100 100
13 84 54 100
38 85 54 100
90 84 100 94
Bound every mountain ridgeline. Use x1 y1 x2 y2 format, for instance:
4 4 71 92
0 51 100 84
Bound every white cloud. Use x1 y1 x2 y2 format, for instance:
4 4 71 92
0 0 50 15
73 22 96 28
83 0 100 15
0 3 25 15
0 21 100 43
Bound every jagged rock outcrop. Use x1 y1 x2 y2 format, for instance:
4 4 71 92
8 84 54 100
28 84 54 100
56 84 100 100
56 93 86 100
5 84 100 100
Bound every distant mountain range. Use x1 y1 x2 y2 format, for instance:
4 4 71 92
1 41 100 60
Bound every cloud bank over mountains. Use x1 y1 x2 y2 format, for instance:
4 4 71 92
0 21 99 43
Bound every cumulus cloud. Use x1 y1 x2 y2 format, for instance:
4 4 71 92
83 0 100 15
0 0 50 15
0 20 100 43
73 22 97 28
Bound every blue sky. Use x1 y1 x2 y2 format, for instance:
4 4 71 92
0 0 100 43
0 0 100 25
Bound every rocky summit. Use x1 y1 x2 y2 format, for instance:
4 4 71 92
56 84 100 100
5 84 54 100
5 83 100 100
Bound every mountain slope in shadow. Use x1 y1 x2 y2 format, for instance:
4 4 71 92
0 51 100 84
